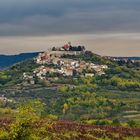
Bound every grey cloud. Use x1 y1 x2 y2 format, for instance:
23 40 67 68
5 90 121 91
0 0 140 36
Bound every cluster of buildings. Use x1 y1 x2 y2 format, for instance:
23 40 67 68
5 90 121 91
106 56 140 63
36 51 83 65
51 42 85 52
0 95 13 103
36 43 85 64
23 45 108 84
23 72 35 85
108 57 129 62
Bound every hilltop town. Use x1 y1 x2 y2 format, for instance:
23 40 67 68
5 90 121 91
23 43 108 85
0 42 140 138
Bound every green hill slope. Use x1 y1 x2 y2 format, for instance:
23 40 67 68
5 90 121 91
0 50 140 127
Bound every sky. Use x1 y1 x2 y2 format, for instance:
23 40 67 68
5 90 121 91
0 0 140 56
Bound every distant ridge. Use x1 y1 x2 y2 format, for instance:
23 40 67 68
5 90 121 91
0 52 39 69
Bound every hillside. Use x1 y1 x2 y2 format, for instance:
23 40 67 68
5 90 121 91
0 47 140 139
0 52 39 69
0 101 140 140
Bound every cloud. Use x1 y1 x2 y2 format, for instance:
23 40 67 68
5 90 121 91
0 0 140 36
0 33 140 56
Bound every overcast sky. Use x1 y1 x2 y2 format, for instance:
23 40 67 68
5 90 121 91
0 0 140 56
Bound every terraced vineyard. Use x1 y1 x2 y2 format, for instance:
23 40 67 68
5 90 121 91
0 118 140 140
